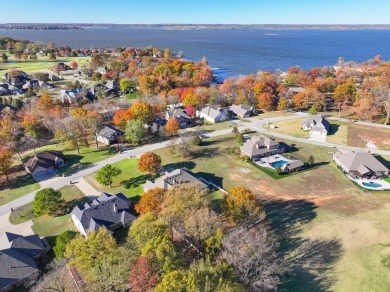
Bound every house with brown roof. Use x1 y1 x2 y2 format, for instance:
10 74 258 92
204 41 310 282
240 135 286 160
333 150 390 178
24 150 66 177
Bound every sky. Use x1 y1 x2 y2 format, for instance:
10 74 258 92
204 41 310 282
2 0 390 24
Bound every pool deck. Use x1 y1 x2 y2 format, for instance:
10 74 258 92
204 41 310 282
348 176 390 190
256 154 293 170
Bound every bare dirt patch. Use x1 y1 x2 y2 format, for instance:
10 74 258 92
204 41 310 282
348 123 390 150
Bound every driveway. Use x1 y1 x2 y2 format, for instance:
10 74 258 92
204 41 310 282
0 212 33 248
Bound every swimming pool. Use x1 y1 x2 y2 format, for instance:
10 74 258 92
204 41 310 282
271 160 288 168
362 182 382 188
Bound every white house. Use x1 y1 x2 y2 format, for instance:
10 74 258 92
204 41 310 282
301 115 330 137
197 104 229 123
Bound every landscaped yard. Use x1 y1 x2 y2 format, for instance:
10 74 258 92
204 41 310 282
9 185 87 246
84 158 156 201
263 118 310 138
326 120 349 145
253 111 294 119
0 172 40 206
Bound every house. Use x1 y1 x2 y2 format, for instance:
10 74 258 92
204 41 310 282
38 80 52 88
48 73 60 81
0 104 18 115
229 104 253 118
58 89 81 104
0 84 8 95
24 150 66 177
71 193 136 238
240 135 286 160
301 115 330 137
22 80 39 90
0 232 49 291
282 160 305 173
144 168 209 192
197 104 229 123
96 125 124 145
87 83 108 99
333 150 390 178
105 80 120 90
165 108 192 128
287 87 305 95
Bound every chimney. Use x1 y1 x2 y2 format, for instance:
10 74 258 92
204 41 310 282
113 203 117 213
256 143 260 150
173 178 177 184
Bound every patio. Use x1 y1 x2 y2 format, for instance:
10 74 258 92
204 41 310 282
347 175 390 191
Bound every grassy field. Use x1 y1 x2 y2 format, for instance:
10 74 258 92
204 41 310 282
264 118 310 138
0 51 90 74
147 133 390 291
0 172 40 206
9 185 87 246
253 111 294 119
194 121 237 132
84 158 156 201
347 123 390 150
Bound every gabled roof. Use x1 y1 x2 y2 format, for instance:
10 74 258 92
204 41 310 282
301 115 330 132
240 135 283 157
200 104 222 119
334 151 389 176
24 150 65 173
71 193 136 234
144 168 208 191
0 248 38 290
229 104 252 117
287 87 304 94
0 104 17 114
98 125 124 140
0 233 46 258
167 109 191 120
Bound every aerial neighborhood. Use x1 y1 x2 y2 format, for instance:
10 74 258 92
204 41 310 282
0 36 390 291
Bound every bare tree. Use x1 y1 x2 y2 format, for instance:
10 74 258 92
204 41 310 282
221 226 282 291
34 259 70 292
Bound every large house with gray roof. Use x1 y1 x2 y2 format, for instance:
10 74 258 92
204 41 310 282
0 232 49 291
301 115 330 137
240 135 286 160
71 193 136 238
143 168 208 192
96 125 124 145
198 104 228 123
333 150 390 178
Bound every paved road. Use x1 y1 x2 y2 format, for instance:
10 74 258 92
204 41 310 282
1 113 389 217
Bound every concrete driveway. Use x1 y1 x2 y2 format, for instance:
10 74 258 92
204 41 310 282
0 212 33 242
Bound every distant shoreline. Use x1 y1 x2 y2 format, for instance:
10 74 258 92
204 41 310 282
1 23 390 31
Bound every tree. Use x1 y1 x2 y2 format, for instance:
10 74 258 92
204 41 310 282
125 119 146 144
222 186 265 225
165 117 179 136
138 152 161 174
236 133 244 145
257 93 274 111
308 106 317 115
33 188 64 216
129 256 159 292
274 164 282 175
70 60 78 69
96 164 122 188
154 270 186 292
277 97 289 111
306 155 315 166
135 187 166 216
204 229 223 260
1 53 8 62
333 82 356 117
113 109 132 129
120 78 131 92
130 101 154 124
184 208 222 244
222 227 282 291
0 145 14 183
53 231 78 259
163 48 171 61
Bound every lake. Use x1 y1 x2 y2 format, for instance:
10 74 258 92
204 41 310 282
1 28 390 76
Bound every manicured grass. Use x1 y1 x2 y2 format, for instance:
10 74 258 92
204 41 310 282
0 173 40 206
253 111 294 119
264 118 309 138
84 158 157 201
21 142 119 176
384 178 390 183
326 120 349 145
248 161 310 180
195 121 237 132
125 90 142 99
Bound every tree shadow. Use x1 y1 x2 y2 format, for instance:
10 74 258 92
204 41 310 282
58 196 91 216
263 199 343 291
191 146 220 159
282 143 299 153
374 155 390 169
120 173 158 189
164 161 196 171
328 124 340 136
196 171 224 188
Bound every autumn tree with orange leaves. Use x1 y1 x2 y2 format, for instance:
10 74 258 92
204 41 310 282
113 109 132 129
130 101 154 124
135 187 167 216
0 145 14 183
165 117 179 136
138 152 161 174
129 256 159 292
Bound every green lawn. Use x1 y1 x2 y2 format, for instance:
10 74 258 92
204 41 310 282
0 52 90 74
195 121 237 132
125 90 142 99
0 173 40 206
9 185 87 247
253 111 294 119
263 118 309 138
84 158 157 201
326 120 349 145
384 178 390 183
